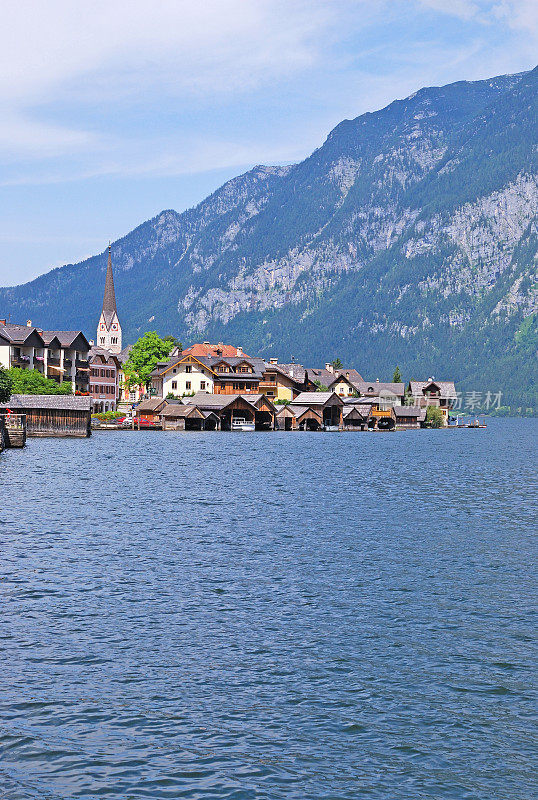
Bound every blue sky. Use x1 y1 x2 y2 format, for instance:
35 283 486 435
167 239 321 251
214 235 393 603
1 0 536 286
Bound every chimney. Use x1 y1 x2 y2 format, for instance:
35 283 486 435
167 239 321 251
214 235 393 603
237 346 243 356
89 339 95 347
269 357 278 365
376 378 380 382
325 363 334 373
203 341 210 345
26 319 32 327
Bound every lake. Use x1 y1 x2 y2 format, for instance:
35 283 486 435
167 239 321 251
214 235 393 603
1 419 536 799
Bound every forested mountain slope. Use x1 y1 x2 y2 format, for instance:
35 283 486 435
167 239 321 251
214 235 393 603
1 67 536 407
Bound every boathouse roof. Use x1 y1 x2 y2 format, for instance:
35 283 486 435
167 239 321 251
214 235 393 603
291 391 343 406
0 394 92 411
394 405 426 419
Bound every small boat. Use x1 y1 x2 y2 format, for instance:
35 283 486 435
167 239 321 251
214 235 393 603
231 417 255 432
324 425 340 432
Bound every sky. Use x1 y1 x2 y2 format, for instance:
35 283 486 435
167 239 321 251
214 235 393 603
0 0 537 286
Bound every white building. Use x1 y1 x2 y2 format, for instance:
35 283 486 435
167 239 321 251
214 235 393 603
151 355 216 397
0 320 90 392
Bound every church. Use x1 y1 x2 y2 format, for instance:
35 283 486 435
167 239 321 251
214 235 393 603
97 244 122 353
88 245 124 412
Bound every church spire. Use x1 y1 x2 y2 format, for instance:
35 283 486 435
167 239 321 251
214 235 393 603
102 242 117 324
97 242 122 354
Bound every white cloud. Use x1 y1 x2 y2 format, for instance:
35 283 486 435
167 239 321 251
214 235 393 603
0 0 336 158
492 0 538 34
0 0 535 178
418 0 480 20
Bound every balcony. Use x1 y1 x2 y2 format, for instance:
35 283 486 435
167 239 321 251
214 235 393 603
370 406 393 417
11 353 31 366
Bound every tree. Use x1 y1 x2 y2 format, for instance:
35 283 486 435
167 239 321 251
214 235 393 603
331 358 343 369
163 335 182 351
7 367 72 395
0 367 13 403
426 405 444 428
314 380 329 392
392 365 402 382
123 332 174 389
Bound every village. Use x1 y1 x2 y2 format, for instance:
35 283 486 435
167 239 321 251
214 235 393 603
0 247 458 444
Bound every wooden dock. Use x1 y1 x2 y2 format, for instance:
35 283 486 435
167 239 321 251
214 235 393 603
0 413 27 448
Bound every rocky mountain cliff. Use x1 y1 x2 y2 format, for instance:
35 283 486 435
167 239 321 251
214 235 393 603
1 66 537 407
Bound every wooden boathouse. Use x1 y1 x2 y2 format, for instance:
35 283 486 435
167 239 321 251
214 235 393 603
0 395 92 437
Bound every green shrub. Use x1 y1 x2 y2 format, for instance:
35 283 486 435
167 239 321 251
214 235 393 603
426 405 445 428
7 367 72 395
0 367 13 403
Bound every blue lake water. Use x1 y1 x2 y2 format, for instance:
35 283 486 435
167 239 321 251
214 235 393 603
0 419 537 799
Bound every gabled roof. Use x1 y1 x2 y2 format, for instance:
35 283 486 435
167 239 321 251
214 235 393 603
151 354 266 380
264 363 308 385
150 353 216 378
343 396 377 405
408 381 457 398
88 346 121 366
135 397 168 413
337 368 364 383
307 367 336 387
182 392 237 409
183 392 272 411
277 404 308 418
161 404 203 418
291 391 343 407
343 404 370 419
353 381 405 397
181 343 249 358
0 323 45 347
394 405 426 419
0 394 91 411
41 331 90 350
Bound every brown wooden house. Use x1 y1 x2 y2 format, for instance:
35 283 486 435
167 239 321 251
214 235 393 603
0 395 91 437
283 392 344 430
184 392 276 430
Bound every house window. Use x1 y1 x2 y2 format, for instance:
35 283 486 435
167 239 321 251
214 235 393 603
200 381 206 390
185 365 192 373
171 381 177 390
186 381 191 390
101 369 105 377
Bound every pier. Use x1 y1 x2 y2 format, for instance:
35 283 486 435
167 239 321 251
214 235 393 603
0 413 27 449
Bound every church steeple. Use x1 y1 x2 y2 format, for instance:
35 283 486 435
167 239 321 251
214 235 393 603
97 243 122 354
102 243 117 325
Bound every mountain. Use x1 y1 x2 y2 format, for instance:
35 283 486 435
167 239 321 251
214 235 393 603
1 67 537 408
